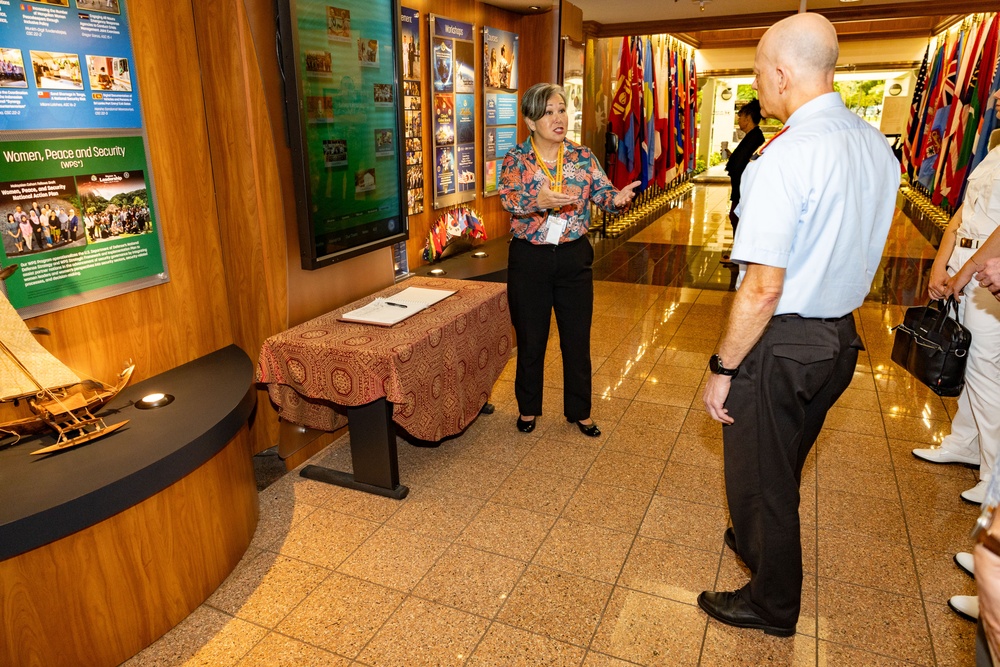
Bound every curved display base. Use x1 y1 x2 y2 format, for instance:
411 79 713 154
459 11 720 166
0 431 258 667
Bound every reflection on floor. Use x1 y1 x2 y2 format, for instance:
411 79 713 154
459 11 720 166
128 184 973 667
592 185 938 304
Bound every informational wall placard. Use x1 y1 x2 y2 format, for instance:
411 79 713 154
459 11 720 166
277 0 408 268
0 136 165 313
0 0 169 317
400 6 423 216
482 25 518 196
429 14 474 210
0 0 142 131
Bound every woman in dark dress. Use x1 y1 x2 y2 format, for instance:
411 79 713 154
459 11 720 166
725 98 765 234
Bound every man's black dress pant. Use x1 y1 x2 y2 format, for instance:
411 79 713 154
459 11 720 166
723 313 862 628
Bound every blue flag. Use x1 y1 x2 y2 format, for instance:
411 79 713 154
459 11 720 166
640 36 656 190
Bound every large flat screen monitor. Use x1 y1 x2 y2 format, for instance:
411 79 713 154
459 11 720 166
277 0 408 269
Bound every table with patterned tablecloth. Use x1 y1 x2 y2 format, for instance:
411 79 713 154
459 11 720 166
256 277 511 497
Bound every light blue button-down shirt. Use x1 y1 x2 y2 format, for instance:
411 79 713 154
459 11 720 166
732 92 900 317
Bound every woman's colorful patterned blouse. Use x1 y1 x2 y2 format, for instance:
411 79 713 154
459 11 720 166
499 138 622 245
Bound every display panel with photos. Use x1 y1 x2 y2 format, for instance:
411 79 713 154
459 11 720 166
278 0 408 269
429 15 476 210
482 25 518 196
0 136 168 316
0 0 171 317
400 6 423 216
0 0 142 131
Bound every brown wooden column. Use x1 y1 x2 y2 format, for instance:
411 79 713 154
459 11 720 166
0 430 258 667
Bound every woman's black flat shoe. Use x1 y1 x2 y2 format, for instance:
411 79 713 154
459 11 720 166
517 417 536 433
568 418 601 437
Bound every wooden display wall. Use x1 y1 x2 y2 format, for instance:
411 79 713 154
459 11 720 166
11 0 562 457
12 0 235 418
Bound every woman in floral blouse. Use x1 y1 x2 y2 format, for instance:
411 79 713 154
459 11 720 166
500 82 639 437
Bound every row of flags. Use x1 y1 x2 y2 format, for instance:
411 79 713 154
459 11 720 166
902 13 1000 210
607 35 697 191
422 206 487 261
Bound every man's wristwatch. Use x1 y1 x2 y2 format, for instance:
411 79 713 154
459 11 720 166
709 354 739 377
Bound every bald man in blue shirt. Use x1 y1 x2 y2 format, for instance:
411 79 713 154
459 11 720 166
699 12 900 636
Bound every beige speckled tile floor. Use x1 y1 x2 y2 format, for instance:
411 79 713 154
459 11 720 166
125 185 974 666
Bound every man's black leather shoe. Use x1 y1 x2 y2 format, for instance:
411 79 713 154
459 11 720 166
697 591 795 637
724 527 739 557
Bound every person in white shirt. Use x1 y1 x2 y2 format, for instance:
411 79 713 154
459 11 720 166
699 12 899 636
913 90 1000 506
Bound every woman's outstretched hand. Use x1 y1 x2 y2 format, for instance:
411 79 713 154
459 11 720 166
614 181 641 208
537 180 578 210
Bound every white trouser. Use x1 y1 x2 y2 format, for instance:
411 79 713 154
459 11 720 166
942 247 1000 483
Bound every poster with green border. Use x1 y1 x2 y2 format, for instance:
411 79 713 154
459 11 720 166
0 135 166 313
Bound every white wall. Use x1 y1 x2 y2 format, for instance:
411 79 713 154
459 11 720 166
708 79 737 160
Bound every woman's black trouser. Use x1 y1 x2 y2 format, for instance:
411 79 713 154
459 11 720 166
506 235 594 421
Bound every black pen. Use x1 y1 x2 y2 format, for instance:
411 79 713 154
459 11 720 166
385 301 407 308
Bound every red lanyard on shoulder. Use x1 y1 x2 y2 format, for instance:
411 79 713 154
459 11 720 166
751 125 789 161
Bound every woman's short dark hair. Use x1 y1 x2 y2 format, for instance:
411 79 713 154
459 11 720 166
739 99 762 125
521 83 566 122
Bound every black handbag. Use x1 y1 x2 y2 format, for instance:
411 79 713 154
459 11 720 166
891 297 972 397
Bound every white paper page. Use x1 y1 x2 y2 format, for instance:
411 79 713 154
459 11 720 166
389 287 456 306
340 297 425 325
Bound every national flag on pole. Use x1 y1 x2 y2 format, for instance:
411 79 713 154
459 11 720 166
628 35 644 184
970 30 1000 177
955 15 1000 205
609 36 631 139
641 36 656 190
652 37 671 187
902 44 930 179
914 34 958 191
935 22 985 205
435 217 449 250
910 40 946 173
688 52 698 172
664 43 678 184
670 51 685 163
633 36 645 189
608 37 632 184
467 208 486 239
609 37 641 188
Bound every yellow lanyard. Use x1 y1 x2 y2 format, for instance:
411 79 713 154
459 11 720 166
530 136 563 193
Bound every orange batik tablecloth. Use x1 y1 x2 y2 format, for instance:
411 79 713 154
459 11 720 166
256 277 511 442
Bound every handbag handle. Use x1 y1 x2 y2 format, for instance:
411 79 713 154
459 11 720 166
929 296 960 334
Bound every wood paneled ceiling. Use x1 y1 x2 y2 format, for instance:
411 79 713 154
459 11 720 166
578 0 990 47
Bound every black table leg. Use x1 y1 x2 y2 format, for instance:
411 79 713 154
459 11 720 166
300 397 408 499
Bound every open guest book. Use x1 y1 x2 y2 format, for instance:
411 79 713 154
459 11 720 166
338 286 457 326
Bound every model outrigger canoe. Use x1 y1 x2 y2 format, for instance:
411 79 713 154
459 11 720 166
0 265 133 455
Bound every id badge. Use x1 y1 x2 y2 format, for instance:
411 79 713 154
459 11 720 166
543 214 566 245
